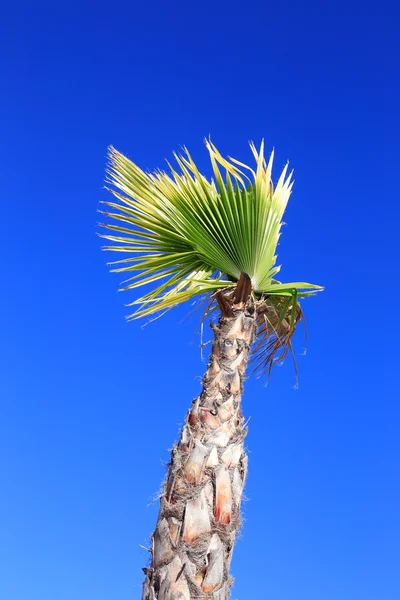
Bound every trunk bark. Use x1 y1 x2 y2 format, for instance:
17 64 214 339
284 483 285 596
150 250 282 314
142 295 255 600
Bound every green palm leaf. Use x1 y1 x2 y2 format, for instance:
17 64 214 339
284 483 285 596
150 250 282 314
99 140 322 322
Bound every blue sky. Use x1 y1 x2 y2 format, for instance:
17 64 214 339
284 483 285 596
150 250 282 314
1 1 398 599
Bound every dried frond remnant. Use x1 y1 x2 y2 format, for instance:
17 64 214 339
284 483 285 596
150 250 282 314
215 464 233 525
249 294 305 381
182 490 212 543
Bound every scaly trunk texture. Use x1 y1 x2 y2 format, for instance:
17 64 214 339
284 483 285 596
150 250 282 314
142 287 256 600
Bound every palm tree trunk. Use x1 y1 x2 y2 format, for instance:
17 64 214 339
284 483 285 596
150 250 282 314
142 283 255 600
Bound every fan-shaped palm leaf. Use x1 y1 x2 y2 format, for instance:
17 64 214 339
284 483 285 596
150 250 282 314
99 140 321 329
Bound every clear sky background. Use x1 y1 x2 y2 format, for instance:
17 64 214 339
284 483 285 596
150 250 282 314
1 1 398 599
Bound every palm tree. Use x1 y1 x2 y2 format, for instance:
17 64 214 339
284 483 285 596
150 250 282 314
100 140 322 599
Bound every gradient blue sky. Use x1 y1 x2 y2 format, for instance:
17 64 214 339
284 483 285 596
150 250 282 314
1 1 398 599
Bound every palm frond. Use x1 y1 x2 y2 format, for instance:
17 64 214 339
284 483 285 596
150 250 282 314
100 140 322 321
250 294 305 383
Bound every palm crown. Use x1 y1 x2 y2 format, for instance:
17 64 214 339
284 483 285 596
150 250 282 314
100 141 322 373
